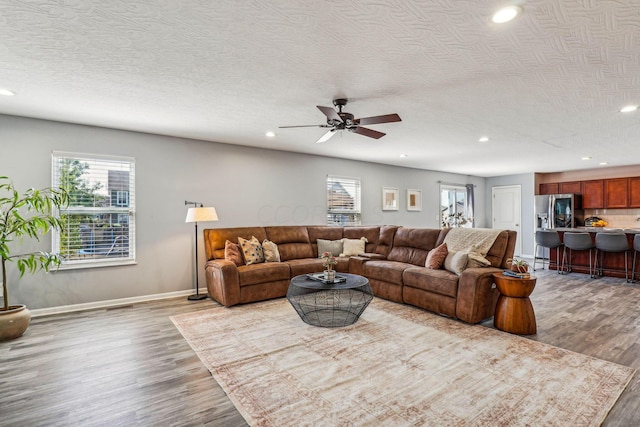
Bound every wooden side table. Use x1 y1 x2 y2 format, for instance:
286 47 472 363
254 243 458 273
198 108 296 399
492 273 537 335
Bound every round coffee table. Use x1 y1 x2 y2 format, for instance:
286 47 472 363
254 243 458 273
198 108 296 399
287 273 373 328
492 273 537 335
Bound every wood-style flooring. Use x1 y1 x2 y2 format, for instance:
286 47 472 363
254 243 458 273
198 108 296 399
1 269 638 426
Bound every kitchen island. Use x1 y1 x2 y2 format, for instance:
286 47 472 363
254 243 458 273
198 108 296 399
541 228 639 279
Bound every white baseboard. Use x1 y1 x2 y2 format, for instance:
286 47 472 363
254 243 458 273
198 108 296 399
30 287 209 318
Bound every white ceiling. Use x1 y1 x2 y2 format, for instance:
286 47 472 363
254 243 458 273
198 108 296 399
1 0 639 177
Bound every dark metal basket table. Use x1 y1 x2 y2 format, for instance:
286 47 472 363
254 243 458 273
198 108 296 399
287 273 373 328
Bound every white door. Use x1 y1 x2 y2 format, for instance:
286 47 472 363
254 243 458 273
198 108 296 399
492 185 522 256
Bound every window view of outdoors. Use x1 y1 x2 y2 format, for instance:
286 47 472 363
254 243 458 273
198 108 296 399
327 176 361 226
441 185 471 228
54 155 134 264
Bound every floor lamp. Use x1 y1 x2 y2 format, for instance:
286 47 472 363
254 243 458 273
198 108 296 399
185 201 219 300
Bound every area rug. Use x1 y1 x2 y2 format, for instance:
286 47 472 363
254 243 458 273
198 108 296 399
171 298 635 427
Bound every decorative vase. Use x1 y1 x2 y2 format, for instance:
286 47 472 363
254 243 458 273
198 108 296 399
324 269 336 281
0 305 31 341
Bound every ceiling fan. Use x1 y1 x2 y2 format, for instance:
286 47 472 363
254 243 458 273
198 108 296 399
279 98 401 143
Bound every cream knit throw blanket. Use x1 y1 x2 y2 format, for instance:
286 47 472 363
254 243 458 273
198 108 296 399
443 227 502 255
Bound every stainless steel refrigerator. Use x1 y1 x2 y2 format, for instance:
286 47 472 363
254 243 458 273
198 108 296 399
534 194 582 229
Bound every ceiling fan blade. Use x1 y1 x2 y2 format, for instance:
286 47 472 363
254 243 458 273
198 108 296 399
316 129 337 143
317 106 343 123
279 124 331 128
356 113 402 126
352 126 386 139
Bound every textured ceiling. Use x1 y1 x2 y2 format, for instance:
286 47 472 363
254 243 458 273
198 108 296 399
1 0 639 177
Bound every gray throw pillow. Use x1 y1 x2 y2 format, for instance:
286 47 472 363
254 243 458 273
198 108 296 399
317 239 343 257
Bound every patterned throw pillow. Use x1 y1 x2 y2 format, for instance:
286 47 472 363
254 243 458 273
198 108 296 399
317 239 343 257
425 243 448 269
238 236 265 265
262 239 281 262
224 240 245 266
340 237 368 257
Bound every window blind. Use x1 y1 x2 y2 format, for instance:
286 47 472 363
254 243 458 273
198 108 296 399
52 152 136 267
327 175 362 226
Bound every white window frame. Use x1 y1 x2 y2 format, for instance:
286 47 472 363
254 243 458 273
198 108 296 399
52 151 136 269
327 175 362 226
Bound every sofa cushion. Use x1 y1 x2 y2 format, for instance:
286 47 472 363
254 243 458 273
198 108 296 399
265 226 313 261
285 257 349 276
403 267 459 298
317 239 343 257
341 237 367 256
307 226 343 257
485 230 509 267
374 225 399 256
237 262 290 286
364 260 415 285
262 239 281 262
224 240 244 266
204 227 268 260
467 245 491 268
387 227 442 266
238 236 265 265
444 250 468 275
425 242 448 269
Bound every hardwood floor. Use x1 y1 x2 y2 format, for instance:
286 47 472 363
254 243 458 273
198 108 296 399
1 269 638 426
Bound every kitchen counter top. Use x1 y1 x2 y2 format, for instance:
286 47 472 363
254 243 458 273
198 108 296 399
538 227 640 234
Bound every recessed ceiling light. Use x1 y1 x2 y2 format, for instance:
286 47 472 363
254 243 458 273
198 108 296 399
599 162 608 166
620 105 638 113
478 136 490 142
0 89 15 96
581 156 592 160
265 131 276 137
399 154 408 158
491 5 523 24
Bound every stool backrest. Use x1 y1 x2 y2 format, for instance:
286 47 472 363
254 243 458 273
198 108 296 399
634 234 640 252
595 232 629 252
563 232 594 251
535 230 561 248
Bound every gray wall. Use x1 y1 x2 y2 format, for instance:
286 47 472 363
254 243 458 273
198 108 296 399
1 114 487 309
485 173 535 257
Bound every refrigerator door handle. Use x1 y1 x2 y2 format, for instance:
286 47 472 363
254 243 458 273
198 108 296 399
548 195 555 228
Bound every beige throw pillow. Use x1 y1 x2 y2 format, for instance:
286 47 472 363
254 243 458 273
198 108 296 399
340 237 368 257
224 240 245 266
425 243 448 269
238 236 265 265
444 250 469 275
466 245 492 268
262 239 281 262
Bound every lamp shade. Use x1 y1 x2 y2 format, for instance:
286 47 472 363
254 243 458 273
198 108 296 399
185 207 219 223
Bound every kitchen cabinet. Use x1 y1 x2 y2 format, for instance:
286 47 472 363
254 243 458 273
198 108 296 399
539 183 558 195
605 178 629 208
559 181 582 194
629 177 640 208
582 180 604 209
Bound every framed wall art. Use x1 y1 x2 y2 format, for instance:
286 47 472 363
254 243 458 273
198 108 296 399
407 189 422 211
382 187 399 211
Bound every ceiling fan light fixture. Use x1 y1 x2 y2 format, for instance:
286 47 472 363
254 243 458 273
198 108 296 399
491 5 522 24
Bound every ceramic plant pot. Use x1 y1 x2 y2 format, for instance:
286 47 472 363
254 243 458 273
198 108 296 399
0 305 31 341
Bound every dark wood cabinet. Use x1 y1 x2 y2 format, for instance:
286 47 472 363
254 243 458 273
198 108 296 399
629 177 640 208
582 180 604 209
539 183 558 195
605 178 629 208
559 181 582 194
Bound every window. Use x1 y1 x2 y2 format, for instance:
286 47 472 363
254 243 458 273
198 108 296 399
52 152 135 268
327 175 361 226
440 184 474 228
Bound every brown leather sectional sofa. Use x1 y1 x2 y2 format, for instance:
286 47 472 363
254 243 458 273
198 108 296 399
203 225 516 324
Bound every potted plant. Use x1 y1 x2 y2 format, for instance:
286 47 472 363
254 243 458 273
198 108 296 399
0 176 68 341
321 251 338 281
506 257 530 274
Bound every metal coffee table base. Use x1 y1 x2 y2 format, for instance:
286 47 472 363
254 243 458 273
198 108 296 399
287 273 373 328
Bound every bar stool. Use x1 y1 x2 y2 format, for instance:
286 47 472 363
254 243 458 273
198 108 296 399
632 234 640 283
594 232 631 281
561 232 595 277
533 230 563 272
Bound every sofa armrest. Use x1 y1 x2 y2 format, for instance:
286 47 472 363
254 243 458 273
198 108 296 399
358 252 386 260
205 259 241 307
348 256 371 276
455 267 503 323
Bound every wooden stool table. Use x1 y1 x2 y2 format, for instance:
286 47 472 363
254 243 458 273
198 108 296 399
492 273 537 335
